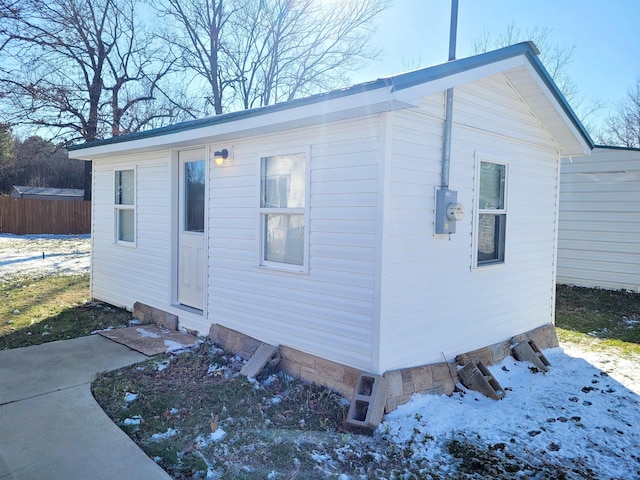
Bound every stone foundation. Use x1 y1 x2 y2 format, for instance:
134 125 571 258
385 323 559 412
456 323 559 366
208 324 360 397
133 302 179 331
208 322 559 413
384 362 458 412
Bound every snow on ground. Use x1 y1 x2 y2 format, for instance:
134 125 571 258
379 346 640 478
0 234 90 280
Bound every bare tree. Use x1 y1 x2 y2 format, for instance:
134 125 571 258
471 23 602 130
0 0 186 198
0 123 15 190
597 79 640 148
154 0 390 116
153 0 235 115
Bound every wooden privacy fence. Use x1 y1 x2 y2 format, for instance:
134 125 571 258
0 197 91 235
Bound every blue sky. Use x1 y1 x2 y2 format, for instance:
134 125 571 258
355 0 640 132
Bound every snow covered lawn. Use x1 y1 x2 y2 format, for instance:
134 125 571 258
0 234 90 280
379 346 640 478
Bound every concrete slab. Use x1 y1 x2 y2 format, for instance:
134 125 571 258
0 385 170 480
0 336 172 480
0 335 146 405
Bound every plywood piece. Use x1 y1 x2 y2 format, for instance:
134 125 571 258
99 325 198 356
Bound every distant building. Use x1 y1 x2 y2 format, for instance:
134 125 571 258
10 186 84 201
557 146 640 292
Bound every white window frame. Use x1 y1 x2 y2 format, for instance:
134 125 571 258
473 155 508 268
114 167 136 246
257 148 310 273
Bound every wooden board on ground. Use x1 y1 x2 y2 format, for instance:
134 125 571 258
99 325 198 356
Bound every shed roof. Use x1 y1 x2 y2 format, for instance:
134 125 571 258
69 42 593 159
12 186 84 198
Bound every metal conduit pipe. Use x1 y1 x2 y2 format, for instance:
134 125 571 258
441 0 458 189
435 0 463 235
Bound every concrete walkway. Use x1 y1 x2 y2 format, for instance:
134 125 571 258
0 335 172 480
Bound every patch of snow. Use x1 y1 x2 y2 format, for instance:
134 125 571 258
310 451 332 463
379 347 640 479
0 234 90 280
155 359 170 372
123 416 142 425
124 392 138 403
136 328 160 339
195 429 227 449
150 428 178 442
164 339 188 352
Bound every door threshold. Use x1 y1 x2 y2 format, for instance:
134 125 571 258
174 304 204 316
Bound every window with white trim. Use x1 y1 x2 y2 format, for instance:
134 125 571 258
476 161 507 266
114 169 135 243
259 153 306 270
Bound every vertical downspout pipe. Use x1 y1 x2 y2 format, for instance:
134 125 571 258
441 0 458 189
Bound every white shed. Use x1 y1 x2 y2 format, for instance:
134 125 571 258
69 42 591 406
557 146 640 292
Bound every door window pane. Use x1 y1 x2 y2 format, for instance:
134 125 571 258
479 162 505 209
264 214 304 266
185 160 205 232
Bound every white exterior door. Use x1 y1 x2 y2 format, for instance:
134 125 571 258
178 149 206 310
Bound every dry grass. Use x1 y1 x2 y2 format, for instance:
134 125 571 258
0 274 130 350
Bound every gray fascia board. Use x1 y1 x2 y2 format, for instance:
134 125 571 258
593 144 640 152
67 80 390 152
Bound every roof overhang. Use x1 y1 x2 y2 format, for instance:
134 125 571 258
68 42 593 161
69 88 416 160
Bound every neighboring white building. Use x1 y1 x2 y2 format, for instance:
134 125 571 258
68 42 591 391
557 146 640 292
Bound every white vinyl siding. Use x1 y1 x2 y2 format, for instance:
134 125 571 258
378 72 561 372
557 147 640 291
93 154 171 309
208 117 380 371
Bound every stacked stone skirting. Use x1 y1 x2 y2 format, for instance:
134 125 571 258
208 323 559 413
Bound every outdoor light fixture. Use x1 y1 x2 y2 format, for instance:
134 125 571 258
213 148 229 166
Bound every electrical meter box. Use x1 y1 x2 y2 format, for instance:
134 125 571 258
435 188 464 234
